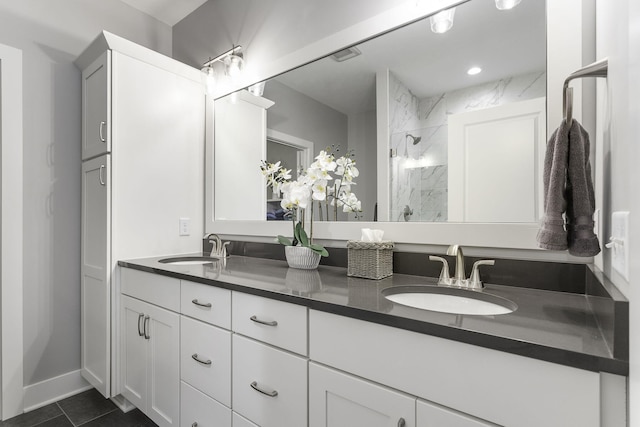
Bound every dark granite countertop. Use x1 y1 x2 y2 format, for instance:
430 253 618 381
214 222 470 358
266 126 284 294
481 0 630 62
118 254 628 375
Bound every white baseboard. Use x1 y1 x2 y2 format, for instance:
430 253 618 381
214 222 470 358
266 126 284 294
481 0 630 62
23 370 93 412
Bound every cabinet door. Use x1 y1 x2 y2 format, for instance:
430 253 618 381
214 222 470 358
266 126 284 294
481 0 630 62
309 362 415 427
417 400 497 427
146 302 180 427
82 51 110 160
121 295 147 410
81 154 111 398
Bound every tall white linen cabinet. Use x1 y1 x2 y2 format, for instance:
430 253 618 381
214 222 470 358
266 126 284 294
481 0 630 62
76 32 205 401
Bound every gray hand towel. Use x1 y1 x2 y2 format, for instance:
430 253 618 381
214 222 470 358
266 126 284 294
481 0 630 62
536 119 601 256
537 120 569 250
566 120 600 256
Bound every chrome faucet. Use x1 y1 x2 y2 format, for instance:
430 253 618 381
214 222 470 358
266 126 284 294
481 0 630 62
446 244 466 287
429 245 495 290
204 233 229 259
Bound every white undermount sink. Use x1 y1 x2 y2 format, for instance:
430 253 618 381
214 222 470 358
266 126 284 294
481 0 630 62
382 285 517 316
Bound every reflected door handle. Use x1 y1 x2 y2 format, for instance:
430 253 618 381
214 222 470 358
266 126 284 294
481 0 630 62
99 121 106 142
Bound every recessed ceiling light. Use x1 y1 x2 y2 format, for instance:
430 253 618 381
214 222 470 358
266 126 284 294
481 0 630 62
467 67 482 75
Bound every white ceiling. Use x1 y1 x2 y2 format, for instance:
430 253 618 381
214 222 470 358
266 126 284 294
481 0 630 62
120 0 207 26
274 0 546 115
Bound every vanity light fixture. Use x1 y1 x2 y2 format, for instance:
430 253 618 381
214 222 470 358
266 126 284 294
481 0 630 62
248 81 266 97
430 7 455 34
495 0 522 10
467 66 482 75
201 45 244 93
201 65 216 95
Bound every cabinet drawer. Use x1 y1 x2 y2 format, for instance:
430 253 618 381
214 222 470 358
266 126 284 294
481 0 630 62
181 316 231 406
232 335 307 427
417 399 496 427
232 291 307 355
120 268 179 312
181 381 231 427
181 280 231 328
232 412 259 427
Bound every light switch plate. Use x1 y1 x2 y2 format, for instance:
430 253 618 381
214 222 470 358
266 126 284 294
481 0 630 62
611 211 629 281
179 217 191 236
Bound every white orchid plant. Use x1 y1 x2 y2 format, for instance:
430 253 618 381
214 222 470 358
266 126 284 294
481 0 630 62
260 147 362 257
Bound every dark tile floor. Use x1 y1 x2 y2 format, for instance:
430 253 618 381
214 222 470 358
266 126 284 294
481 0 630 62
0 389 157 427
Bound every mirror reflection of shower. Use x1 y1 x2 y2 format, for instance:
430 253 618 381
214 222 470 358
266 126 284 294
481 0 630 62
389 126 448 222
406 133 422 145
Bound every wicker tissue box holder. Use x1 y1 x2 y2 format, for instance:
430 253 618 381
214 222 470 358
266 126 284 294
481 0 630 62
347 240 394 280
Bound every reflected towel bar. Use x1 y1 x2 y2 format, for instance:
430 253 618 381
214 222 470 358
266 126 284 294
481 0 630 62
563 58 608 123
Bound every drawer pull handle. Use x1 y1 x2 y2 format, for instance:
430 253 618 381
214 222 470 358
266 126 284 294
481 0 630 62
137 313 144 337
250 381 278 397
143 315 150 340
191 353 212 366
191 299 212 308
398 418 406 427
191 423 198 427
250 315 278 327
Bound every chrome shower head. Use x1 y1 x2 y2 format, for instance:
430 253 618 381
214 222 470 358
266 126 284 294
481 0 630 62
406 134 422 145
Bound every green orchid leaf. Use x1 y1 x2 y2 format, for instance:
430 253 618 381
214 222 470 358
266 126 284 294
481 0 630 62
277 235 293 246
309 243 329 257
296 223 309 247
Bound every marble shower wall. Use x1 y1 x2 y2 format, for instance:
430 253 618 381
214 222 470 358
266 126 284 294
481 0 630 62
388 70 546 222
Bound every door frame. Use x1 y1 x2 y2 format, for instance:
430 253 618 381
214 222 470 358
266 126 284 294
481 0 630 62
0 42 24 420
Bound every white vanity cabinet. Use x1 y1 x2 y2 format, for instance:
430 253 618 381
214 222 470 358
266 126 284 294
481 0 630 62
120 270 180 427
116 267 620 427
310 310 600 427
309 362 416 427
77 31 205 399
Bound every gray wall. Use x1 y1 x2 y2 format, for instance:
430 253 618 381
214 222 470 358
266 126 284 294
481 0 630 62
0 1 170 386
265 80 347 153
596 0 640 422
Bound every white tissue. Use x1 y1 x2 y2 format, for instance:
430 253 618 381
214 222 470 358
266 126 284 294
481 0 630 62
361 228 384 242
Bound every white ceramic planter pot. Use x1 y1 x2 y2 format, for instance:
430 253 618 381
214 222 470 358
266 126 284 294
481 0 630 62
285 245 321 270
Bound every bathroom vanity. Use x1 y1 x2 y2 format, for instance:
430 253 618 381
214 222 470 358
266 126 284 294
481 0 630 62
118 254 627 427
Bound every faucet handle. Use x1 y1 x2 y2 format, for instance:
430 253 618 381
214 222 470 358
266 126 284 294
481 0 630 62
468 260 495 290
429 256 451 286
